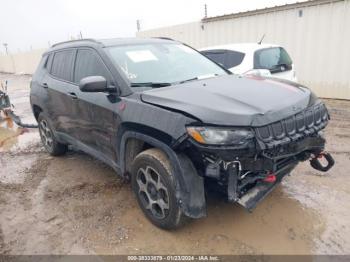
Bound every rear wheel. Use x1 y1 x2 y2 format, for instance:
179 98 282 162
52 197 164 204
131 148 187 229
38 113 67 156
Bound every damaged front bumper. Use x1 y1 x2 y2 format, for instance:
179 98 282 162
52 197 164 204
237 150 334 210
192 135 334 211
180 103 335 212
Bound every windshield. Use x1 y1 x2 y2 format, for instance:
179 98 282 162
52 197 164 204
254 47 293 73
106 43 228 86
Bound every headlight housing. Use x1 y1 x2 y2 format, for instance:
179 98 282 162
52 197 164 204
186 126 254 146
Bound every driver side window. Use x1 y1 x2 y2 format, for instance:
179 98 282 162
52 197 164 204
74 49 112 84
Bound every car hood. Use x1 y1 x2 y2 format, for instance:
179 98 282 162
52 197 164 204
140 74 313 126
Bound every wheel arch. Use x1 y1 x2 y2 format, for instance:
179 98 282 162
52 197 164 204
32 104 43 120
119 130 206 218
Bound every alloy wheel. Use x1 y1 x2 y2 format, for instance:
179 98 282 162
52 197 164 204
39 119 53 150
136 166 170 219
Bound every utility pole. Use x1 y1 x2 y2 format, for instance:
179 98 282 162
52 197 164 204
2 43 16 72
3 43 8 55
204 4 208 18
136 20 141 32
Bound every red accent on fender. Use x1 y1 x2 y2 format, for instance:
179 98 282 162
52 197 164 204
263 174 276 183
244 74 265 81
264 79 299 93
119 102 126 111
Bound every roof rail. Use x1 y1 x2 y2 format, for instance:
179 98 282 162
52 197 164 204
51 38 100 47
152 37 175 41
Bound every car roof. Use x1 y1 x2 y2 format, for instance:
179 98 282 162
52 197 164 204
199 43 280 53
45 37 177 54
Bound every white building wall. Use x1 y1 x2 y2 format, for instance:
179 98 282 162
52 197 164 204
0 49 45 75
138 0 350 99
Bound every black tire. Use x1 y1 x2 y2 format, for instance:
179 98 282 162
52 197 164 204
131 148 187 230
38 113 67 156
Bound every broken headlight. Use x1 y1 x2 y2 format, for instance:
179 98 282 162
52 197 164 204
186 126 254 145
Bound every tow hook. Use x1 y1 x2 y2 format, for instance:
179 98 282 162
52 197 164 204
263 172 276 183
310 152 335 172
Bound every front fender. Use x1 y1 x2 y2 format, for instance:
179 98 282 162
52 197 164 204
119 131 206 218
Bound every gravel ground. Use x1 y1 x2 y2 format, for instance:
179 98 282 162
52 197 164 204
0 73 350 255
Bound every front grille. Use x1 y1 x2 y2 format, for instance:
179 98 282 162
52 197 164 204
255 103 329 149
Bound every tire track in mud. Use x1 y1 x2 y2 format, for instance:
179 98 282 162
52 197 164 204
0 151 50 254
0 227 6 254
44 181 124 201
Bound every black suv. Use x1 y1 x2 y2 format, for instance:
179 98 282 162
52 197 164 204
30 38 333 229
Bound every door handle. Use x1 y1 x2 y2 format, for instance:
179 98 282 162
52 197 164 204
41 82 48 88
67 92 78 99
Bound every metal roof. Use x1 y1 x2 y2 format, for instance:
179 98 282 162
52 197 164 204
202 0 344 23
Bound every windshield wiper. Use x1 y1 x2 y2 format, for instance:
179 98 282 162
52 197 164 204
178 77 199 84
178 74 219 84
130 82 172 88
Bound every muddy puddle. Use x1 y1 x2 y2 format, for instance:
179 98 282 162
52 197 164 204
1 73 350 255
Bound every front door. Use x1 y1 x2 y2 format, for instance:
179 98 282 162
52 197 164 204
73 48 121 163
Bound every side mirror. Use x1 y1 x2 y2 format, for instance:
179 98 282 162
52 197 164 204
79 76 107 92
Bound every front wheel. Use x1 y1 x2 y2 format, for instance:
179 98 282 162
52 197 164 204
131 148 187 229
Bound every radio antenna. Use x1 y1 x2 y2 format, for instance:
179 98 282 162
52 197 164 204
258 34 265 45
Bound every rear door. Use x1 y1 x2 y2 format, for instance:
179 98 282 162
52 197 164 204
42 49 78 135
73 48 119 161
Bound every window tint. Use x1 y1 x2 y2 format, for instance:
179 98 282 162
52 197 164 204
201 49 245 69
254 47 293 73
74 49 111 83
201 50 226 67
51 50 75 81
225 50 245 68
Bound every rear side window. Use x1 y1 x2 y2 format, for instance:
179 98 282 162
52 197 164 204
225 50 246 68
202 50 226 67
44 54 53 71
74 49 111 83
254 47 292 73
51 50 76 81
201 49 245 69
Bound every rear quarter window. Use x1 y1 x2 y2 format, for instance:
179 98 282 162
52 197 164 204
44 53 53 71
254 47 292 73
50 49 76 81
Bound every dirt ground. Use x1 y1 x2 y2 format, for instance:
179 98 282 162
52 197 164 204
1 73 350 255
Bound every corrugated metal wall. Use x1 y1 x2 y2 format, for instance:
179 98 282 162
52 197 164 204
137 0 350 99
0 49 45 75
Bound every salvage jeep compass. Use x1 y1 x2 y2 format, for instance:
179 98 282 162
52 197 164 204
30 38 334 229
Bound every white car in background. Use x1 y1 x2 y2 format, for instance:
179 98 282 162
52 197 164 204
200 43 298 82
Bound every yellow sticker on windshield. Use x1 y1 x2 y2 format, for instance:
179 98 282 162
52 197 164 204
126 50 158 63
